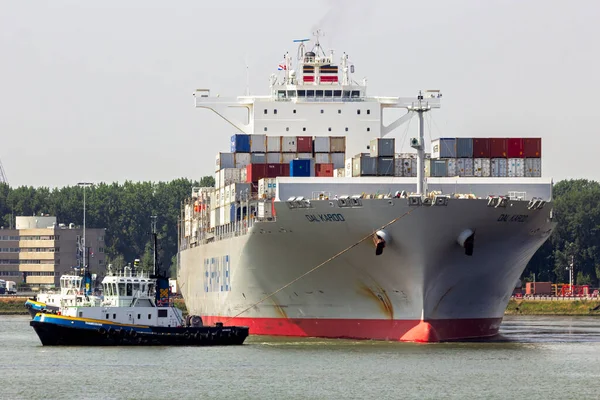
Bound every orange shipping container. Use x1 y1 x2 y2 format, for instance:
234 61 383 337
525 282 552 295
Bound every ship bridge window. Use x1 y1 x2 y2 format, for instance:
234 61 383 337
126 283 132 296
133 283 140 293
158 310 168 318
351 90 360 98
287 90 296 98
345 127 349 132
118 283 126 296
325 90 332 97
298 90 306 97
148 283 155 295
343 91 350 98
277 91 286 99
334 90 342 97
307 90 315 97
112 283 117 296
316 90 323 97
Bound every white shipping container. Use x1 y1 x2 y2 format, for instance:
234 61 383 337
297 153 312 159
210 209 218 228
216 152 235 172
266 153 282 163
491 158 508 177
184 220 191 237
235 153 251 169
282 136 297 152
446 158 457 177
508 158 525 177
525 158 542 177
224 185 231 205
250 134 267 153
219 206 227 225
219 168 242 188
331 153 345 169
258 201 273 219
457 158 474 177
240 167 247 183
335 168 345 177
315 153 331 164
214 171 221 189
282 153 296 164
402 158 417 177
219 187 225 207
258 178 277 199
473 158 491 177
394 158 403 176
314 137 331 153
266 136 282 152
345 158 353 178
184 204 191 221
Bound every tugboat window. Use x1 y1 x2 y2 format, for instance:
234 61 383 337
106 313 109 319
119 283 126 296
158 310 168 318
126 283 132 296
113 314 116 319
137 314 141 319
148 314 151 319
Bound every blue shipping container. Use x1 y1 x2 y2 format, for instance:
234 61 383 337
433 138 457 158
455 138 473 158
230 204 236 223
231 134 251 153
290 159 312 177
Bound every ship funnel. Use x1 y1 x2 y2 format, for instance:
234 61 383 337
457 229 475 256
374 230 390 256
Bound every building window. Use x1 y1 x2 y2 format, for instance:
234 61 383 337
98 236 104 242
99 247 104 253
367 110 371 115
264 109 267 114
357 110 361 115
264 127 267 132
274 109 277 114
99 260 104 265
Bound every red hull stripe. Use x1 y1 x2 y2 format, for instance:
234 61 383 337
203 316 503 342
320 76 339 82
303 76 315 82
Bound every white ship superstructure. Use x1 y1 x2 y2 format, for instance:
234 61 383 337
178 35 555 342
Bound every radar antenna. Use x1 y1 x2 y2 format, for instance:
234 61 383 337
294 38 309 60
0 158 8 185
312 29 326 57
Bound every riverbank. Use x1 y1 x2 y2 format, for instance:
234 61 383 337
505 299 600 316
2 296 599 317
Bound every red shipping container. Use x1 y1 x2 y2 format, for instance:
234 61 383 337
472 138 490 158
266 163 283 178
523 138 541 158
281 163 290 176
315 163 334 177
297 136 313 153
490 138 507 158
246 163 267 183
507 138 524 158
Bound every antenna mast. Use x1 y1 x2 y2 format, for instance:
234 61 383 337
0 158 8 185
151 215 158 276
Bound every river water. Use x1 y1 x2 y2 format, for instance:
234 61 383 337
2 315 599 399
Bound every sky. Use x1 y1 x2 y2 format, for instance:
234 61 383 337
1 0 599 188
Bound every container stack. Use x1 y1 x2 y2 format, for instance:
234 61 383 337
429 137 542 178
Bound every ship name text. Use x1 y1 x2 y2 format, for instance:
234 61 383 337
305 214 346 223
497 214 529 223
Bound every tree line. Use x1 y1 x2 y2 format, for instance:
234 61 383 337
0 178 599 285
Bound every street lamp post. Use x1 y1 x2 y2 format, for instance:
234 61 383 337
78 182 92 276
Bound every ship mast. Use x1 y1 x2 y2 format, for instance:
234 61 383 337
410 91 432 195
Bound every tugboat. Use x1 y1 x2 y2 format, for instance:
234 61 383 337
29 218 249 346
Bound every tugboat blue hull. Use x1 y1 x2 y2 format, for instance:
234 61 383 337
30 313 249 346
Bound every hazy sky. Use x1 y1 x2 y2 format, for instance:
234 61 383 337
1 0 599 188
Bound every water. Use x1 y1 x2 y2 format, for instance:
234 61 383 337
2 315 600 399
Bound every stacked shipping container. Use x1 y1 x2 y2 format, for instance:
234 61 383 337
429 137 541 177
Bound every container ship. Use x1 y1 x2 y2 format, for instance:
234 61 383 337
177 35 555 342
